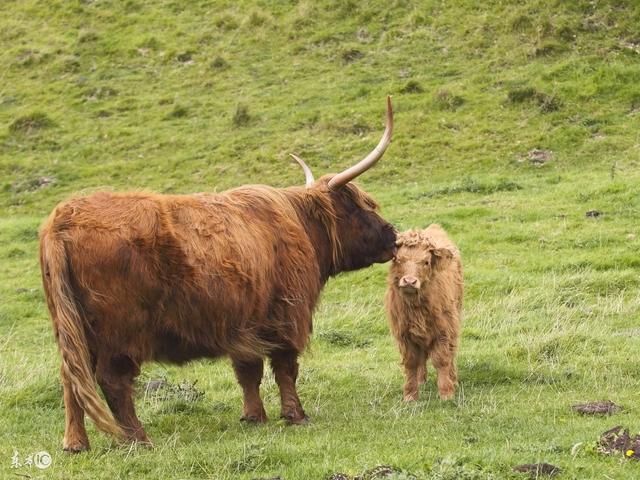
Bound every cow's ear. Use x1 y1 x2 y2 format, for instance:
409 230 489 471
432 247 454 271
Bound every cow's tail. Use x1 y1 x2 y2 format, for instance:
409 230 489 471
40 227 125 441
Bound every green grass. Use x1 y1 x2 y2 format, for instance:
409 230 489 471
2 0 640 478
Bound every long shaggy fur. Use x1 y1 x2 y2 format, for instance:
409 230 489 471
385 224 463 401
39 232 125 439
40 175 396 446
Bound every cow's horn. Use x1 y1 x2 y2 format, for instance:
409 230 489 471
328 96 393 190
289 153 315 187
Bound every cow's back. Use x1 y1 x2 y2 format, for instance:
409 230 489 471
42 189 320 362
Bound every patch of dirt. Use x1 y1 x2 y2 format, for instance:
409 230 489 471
9 112 55 135
342 49 364 63
11 176 55 193
140 377 203 403
356 27 372 44
144 379 168 393
598 426 640 460
614 327 640 337
513 463 561 477
585 209 601 218
572 401 622 415
176 51 195 64
328 466 409 480
400 80 424 94
358 466 397 479
526 149 553 166
85 86 118 101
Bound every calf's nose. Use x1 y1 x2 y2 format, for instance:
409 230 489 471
399 276 420 289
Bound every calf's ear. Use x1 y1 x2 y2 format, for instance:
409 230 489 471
432 247 455 271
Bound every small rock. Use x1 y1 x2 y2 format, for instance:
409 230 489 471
586 209 601 218
627 233 636 241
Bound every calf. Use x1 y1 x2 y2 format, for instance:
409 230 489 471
384 224 463 401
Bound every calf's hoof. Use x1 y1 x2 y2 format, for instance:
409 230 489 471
438 389 455 401
403 389 419 402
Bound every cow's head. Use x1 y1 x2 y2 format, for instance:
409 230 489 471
390 230 455 295
290 97 397 273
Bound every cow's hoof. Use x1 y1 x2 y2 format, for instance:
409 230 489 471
282 413 310 425
63 443 89 453
240 414 267 424
133 438 154 448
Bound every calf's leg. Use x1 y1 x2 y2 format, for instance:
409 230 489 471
401 346 426 401
270 349 308 424
96 353 150 444
430 340 458 400
232 358 267 423
61 364 90 452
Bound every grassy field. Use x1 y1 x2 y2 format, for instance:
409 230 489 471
2 0 640 478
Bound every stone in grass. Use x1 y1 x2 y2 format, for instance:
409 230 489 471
512 463 561 477
585 210 601 218
598 426 640 460
571 400 622 415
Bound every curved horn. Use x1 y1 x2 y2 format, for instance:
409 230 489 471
328 96 393 190
289 153 315 187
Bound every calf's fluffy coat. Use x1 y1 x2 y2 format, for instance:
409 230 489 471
385 224 463 401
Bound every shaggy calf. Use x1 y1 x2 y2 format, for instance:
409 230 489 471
385 224 463 401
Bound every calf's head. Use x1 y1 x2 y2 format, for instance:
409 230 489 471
390 230 454 294
290 97 397 272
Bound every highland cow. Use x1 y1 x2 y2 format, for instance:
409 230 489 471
40 98 396 452
385 224 463 401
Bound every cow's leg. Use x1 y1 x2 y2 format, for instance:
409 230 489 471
232 358 267 423
270 350 308 424
402 346 424 401
61 364 90 452
96 353 150 444
431 340 458 400
417 360 428 386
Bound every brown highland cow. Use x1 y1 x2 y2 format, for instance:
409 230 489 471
385 224 463 401
40 98 396 452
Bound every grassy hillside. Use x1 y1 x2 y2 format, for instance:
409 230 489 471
2 0 640 478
